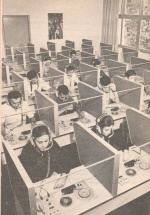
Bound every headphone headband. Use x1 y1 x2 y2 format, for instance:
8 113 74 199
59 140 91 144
96 113 109 124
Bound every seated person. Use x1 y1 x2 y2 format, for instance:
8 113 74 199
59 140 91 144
19 124 81 212
1 90 36 141
42 55 57 77
64 65 80 89
124 69 136 82
91 59 101 67
24 70 51 98
50 84 84 117
19 124 71 183
69 50 80 70
91 113 132 151
98 76 120 109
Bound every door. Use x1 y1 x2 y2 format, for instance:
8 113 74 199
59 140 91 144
3 15 31 53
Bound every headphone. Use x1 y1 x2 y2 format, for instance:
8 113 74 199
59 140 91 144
96 113 114 138
30 124 53 151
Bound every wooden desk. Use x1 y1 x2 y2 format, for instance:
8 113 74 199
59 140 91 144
58 111 96 135
35 148 150 215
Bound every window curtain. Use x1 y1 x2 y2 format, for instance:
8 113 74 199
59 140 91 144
102 0 120 46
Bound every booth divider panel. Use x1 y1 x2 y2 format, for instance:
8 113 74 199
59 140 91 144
27 43 35 59
118 88 141 110
3 142 36 215
126 109 150 146
35 90 57 135
81 70 97 87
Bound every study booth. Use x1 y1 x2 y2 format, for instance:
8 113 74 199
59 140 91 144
100 43 113 55
82 39 92 46
27 43 35 59
81 43 94 54
122 47 138 64
5 44 13 61
131 56 150 71
65 40 75 49
103 59 127 79
2 107 150 215
16 49 27 71
29 57 43 78
34 81 103 136
40 47 51 61
47 41 56 58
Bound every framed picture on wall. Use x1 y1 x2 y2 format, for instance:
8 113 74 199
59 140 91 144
48 13 63 40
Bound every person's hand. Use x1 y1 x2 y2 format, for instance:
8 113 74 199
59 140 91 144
65 104 73 111
78 111 85 118
54 175 67 189
36 198 45 213
4 133 14 142
110 83 116 92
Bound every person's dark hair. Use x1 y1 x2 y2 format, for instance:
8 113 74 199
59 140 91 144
91 59 100 67
97 114 114 129
70 50 76 57
66 65 75 72
124 70 136 78
100 76 111 86
7 90 22 101
43 55 51 62
57 85 69 95
32 125 50 140
27 70 37 80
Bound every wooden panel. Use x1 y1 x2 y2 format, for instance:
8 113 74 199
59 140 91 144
35 90 59 135
109 66 126 79
131 57 150 65
118 88 141 110
144 70 150 85
27 43 35 59
16 50 24 65
2 141 36 215
80 51 94 58
113 76 141 91
2 62 7 83
74 123 119 196
122 47 138 63
65 40 75 49
133 62 150 71
80 62 95 73
81 70 97 87
107 59 126 69
78 82 103 117
12 72 25 100
82 46 94 54
5 44 12 60
30 57 40 74
81 56 94 65
126 109 150 146
40 48 49 61
82 39 92 46
47 42 56 58
57 59 69 72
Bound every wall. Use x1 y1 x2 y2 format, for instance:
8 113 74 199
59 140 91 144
2 0 103 55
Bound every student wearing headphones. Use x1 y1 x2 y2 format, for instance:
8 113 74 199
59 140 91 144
19 124 70 184
92 113 131 151
25 70 51 99
19 124 81 212
69 50 80 70
98 76 120 110
50 84 84 117
64 65 80 89
1 90 35 141
42 55 58 77
124 69 136 82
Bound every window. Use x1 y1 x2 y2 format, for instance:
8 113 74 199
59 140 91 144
119 0 150 53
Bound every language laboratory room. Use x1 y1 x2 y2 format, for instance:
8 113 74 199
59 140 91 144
1 0 150 214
